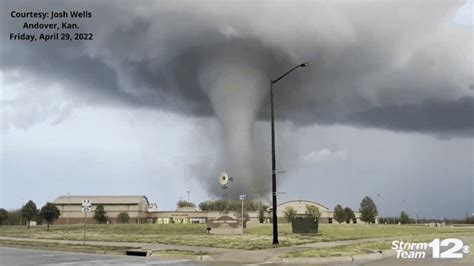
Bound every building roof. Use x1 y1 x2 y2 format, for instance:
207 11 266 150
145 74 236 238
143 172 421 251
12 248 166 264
176 206 198 212
274 200 330 210
54 195 149 205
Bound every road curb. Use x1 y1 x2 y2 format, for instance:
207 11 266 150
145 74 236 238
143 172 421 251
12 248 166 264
272 249 396 264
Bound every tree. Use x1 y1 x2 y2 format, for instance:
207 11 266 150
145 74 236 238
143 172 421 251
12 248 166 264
40 202 60 231
344 207 356 223
0 209 8 226
258 208 265 223
198 200 258 212
21 200 38 228
359 196 378 224
305 205 321 221
284 206 297 222
236 210 250 227
93 205 108 224
333 204 345 223
400 211 410 224
465 214 474 224
117 212 130 224
3 209 21 225
177 200 196 208
213 200 230 211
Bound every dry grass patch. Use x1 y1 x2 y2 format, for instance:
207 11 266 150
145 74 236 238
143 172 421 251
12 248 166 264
283 241 390 258
1 223 472 250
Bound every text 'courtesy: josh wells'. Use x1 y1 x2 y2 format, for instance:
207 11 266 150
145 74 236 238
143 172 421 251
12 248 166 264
9 11 94 42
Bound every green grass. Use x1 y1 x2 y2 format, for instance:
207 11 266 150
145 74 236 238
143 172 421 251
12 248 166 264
283 241 391 258
0 223 472 250
281 232 474 258
316 224 474 241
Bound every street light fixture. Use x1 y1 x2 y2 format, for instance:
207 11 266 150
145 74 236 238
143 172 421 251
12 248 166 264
270 61 310 245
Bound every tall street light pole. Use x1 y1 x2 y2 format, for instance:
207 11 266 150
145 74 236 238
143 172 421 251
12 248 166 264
270 62 310 245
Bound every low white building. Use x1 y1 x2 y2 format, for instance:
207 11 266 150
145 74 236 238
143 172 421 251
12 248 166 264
271 200 375 224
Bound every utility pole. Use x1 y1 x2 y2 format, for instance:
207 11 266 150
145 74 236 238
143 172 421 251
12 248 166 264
81 199 91 245
270 62 310 245
83 211 87 245
270 79 278 244
239 194 246 245
241 198 244 242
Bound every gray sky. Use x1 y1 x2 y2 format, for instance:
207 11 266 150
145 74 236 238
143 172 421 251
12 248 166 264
1 0 473 219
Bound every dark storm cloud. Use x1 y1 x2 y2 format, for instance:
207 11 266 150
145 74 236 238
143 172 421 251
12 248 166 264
346 97 474 137
1 0 472 137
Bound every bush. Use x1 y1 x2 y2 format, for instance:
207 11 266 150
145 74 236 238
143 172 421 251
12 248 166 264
0 209 8 225
177 200 196 208
117 212 130 224
258 209 265 223
284 207 297 222
199 200 258 212
3 209 22 225
400 211 410 224
305 205 321 220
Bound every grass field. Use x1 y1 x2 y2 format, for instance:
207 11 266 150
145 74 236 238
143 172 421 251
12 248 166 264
0 223 473 250
283 241 391 258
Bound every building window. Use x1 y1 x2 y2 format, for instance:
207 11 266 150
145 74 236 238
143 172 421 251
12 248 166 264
190 218 206 224
157 218 170 224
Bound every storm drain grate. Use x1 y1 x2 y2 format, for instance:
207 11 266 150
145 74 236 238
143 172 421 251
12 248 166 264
125 250 150 256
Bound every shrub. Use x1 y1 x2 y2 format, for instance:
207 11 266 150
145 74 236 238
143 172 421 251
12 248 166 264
117 212 130 224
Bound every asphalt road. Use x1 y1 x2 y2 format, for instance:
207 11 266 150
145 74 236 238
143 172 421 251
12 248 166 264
0 247 245 266
0 247 193 265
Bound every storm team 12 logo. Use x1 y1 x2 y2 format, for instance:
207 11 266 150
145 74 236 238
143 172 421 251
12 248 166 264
392 238 471 259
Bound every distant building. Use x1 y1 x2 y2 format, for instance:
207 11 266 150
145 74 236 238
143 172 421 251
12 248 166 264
53 195 376 225
152 206 206 224
53 195 150 224
274 200 333 223
271 200 374 224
